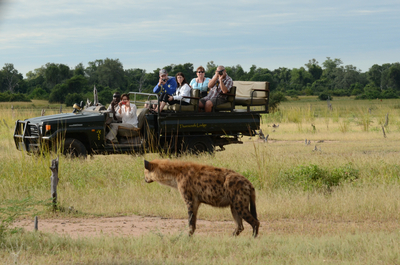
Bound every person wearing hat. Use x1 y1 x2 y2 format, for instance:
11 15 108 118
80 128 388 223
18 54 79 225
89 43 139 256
107 92 122 121
145 69 177 110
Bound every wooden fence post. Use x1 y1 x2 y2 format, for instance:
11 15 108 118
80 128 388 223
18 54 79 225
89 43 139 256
59 105 62 113
41 109 45 116
34 216 38 231
384 113 389 127
50 157 59 211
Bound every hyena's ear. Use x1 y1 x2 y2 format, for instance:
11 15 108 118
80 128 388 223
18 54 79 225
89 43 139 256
144 160 154 171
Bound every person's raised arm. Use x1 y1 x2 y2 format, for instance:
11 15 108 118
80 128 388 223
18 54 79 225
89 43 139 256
208 73 219 88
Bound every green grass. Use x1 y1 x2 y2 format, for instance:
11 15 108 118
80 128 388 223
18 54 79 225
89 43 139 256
1 230 400 264
1 97 400 264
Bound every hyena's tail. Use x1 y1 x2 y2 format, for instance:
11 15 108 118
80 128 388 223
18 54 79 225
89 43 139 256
250 187 258 220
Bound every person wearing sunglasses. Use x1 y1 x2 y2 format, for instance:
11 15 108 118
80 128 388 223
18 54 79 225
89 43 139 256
189 66 210 98
198 65 233 112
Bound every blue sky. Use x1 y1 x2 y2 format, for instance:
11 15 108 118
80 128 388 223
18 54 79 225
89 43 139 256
1 0 399 76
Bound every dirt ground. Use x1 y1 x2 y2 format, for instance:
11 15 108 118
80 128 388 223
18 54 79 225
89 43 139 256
13 215 400 238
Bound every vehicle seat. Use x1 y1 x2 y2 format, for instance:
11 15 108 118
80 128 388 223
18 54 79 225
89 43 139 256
234 81 269 112
214 86 236 112
167 89 200 112
117 108 149 137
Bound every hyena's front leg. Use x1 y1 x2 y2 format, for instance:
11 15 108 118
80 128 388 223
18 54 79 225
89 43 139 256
182 192 200 236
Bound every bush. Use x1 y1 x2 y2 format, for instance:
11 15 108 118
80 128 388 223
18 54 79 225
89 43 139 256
277 163 359 192
285 90 299 97
0 92 31 102
65 93 84 107
332 89 350 97
29 87 49 100
318 93 332 101
269 91 287 112
351 88 363 96
98 89 113 106
381 89 399 99
49 84 68 103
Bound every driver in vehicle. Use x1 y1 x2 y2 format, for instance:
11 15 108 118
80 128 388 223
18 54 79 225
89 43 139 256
105 93 138 144
107 92 122 122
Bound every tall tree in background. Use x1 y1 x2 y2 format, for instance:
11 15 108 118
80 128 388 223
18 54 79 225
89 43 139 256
87 58 126 89
125 68 147 92
1 63 23 93
388 63 400 91
305 59 323 81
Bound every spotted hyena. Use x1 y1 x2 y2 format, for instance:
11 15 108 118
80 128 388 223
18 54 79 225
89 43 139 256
144 159 260 237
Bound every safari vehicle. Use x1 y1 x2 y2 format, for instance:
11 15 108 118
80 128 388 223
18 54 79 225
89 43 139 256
13 81 269 157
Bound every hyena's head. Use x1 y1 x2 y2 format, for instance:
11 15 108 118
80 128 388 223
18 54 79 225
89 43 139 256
144 159 179 188
144 160 155 183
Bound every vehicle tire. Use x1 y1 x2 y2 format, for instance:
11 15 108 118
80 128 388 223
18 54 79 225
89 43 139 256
186 137 214 154
63 138 87 158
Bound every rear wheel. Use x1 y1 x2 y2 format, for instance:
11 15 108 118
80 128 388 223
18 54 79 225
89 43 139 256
186 137 214 154
63 138 87 158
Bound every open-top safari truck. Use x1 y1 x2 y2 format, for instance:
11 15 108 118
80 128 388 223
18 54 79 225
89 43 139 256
13 81 269 157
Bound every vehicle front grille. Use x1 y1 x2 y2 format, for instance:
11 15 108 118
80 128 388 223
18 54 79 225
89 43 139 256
29 124 39 136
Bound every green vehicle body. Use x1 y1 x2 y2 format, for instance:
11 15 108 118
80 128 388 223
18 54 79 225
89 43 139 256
13 95 266 156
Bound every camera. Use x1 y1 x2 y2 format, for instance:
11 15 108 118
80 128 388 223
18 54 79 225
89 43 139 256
162 79 167 82
218 70 224 75
121 102 126 105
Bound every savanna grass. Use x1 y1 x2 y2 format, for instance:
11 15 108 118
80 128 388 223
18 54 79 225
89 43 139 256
1 230 400 264
1 97 400 264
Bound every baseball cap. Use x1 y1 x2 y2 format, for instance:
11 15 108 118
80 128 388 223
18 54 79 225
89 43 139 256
159 69 168 76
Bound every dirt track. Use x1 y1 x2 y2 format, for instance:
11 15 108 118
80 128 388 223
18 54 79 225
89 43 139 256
14 215 400 238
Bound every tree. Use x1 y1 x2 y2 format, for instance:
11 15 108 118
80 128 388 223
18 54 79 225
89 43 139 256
74 63 85 76
168 63 195 81
125 68 147 93
388 63 400 90
49 84 68 103
290 67 313 90
87 58 126 89
1 63 23 93
206 61 217 77
305 59 323 81
65 75 88 94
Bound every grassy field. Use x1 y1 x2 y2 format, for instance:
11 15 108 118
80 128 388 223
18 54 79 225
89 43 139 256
1 98 400 264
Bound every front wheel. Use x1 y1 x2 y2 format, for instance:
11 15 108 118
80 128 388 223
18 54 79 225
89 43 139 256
63 138 87 158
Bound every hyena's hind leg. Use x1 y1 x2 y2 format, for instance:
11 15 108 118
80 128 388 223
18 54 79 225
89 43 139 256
230 205 244 236
241 209 260 238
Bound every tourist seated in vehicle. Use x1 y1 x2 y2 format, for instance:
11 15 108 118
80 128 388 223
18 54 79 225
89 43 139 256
189 66 210 98
144 68 177 109
107 92 122 122
155 72 191 113
198 65 233 112
105 93 138 144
